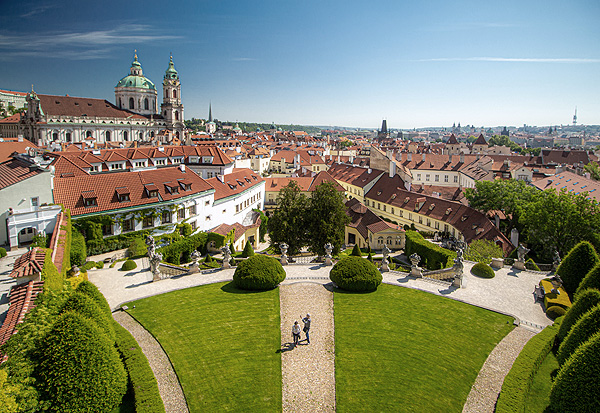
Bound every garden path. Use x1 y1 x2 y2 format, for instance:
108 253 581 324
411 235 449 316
280 283 336 412
113 311 189 413
462 326 536 413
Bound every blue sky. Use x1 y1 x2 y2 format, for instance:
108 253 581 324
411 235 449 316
1 0 599 129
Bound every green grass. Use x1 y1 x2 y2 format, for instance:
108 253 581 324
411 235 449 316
127 282 281 412
334 284 514 412
524 351 559 413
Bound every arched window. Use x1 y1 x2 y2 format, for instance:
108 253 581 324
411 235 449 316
175 111 179 120
123 131 128 141
173 90 177 99
151 131 155 138
139 132 143 140
106 131 111 141
118 98 122 108
129 97 134 110
52 132 58 141
144 98 149 110
86 130 92 138
152 100 156 111
66 132 72 142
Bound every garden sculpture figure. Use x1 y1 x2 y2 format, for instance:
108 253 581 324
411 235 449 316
146 235 163 281
324 243 334 266
279 243 288 265
517 243 530 263
380 244 391 272
409 253 421 267
553 250 561 268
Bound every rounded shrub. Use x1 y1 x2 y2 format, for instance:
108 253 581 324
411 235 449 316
546 306 567 320
330 256 382 292
556 241 599 296
121 259 137 271
37 312 127 412
558 288 600 341
76 280 112 317
233 255 286 290
471 262 495 278
241 240 255 258
575 262 600 298
61 292 115 340
557 304 600 364
0 247 7 258
95 261 104 269
550 331 600 413
350 244 362 257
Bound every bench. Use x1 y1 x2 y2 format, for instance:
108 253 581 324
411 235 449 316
534 285 544 302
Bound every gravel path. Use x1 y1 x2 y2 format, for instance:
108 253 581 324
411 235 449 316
462 326 537 413
113 311 189 413
280 283 336 412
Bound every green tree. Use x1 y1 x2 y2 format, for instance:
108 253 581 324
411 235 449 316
351 244 362 256
464 179 537 233
267 181 309 255
464 239 504 264
584 161 600 181
519 190 600 261
306 182 350 256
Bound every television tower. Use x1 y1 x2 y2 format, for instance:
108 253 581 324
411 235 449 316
573 107 577 125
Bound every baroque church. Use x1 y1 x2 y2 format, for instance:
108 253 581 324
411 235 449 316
19 53 186 147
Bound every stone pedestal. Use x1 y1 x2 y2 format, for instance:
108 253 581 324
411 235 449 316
410 266 422 277
512 260 526 270
490 257 504 269
189 263 199 274
281 256 288 266
380 259 389 272
324 256 332 266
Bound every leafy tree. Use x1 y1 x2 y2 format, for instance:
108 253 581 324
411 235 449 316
487 135 523 153
306 182 350 256
584 161 600 181
464 239 504 264
555 241 600 296
267 181 309 255
464 179 537 233
0 369 19 413
519 190 600 261
254 209 269 242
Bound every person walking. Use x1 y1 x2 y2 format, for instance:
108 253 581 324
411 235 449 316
302 314 311 344
292 321 301 347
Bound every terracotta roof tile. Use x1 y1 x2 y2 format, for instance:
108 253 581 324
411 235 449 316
206 168 264 201
38 94 147 119
0 158 44 190
0 140 41 163
11 247 46 278
0 281 44 354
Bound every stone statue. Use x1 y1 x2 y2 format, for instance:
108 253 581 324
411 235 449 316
409 253 422 277
324 242 334 266
221 244 231 269
380 244 391 272
189 250 201 274
517 244 530 263
279 242 288 266
146 235 162 281
409 253 421 267
553 250 561 269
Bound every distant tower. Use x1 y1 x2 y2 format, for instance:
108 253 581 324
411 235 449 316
206 103 216 134
161 55 184 127
378 119 389 140
573 107 577 125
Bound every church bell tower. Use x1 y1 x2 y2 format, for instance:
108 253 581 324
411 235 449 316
161 55 184 132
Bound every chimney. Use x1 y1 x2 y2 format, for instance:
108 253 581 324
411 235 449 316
407 153 412 162
179 164 186 173
18 135 23 142
460 153 465 163
367 168 372 174
422 153 426 162
389 161 396 178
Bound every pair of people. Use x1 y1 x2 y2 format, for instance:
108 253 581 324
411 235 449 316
292 314 311 347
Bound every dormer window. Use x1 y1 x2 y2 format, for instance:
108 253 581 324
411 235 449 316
82 190 97 207
155 159 166 166
178 179 192 191
429 203 435 211
171 157 183 164
144 184 159 198
404 197 410 204
134 160 147 168
116 187 130 202
165 183 179 194
445 208 452 215
461 215 468 221
202 156 214 164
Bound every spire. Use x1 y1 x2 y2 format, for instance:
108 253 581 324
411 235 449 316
165 54 178 79
208 103 213 122
130 49 142 75
381 119 388 134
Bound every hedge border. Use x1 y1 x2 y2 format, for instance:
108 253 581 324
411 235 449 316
404 231 455 270
496 322 560 413
113 320 165 413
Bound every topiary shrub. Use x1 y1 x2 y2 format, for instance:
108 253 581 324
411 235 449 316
471 262 495 278
233 255 285 290
550 331 600 413
351 244 362 257
70 229 87 267
556 241 599 296
127 237 148 259
36 312 127 412
525 258 541 271
547 306 567 320
241 240 255 258
367 252 374 263
557 304 600 364
61 292 115 340
76 280 112 317
204 253 213 263
575 263 600 298
330 256 382 292
95 261 104 269
405 231 455 270
558 289 600 341
0 247 7 258
121 259 137 271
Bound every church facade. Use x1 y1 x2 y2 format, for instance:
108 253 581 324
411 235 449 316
19 53 186 147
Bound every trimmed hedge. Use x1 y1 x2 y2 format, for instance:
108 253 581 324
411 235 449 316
0 247 6 258
471 262 495 278
330 256 382 292
61 292 115 341
575 262 600 298
76 280 112 317
158 232 208 265
113 321 165 413
233 255 286 290
350 244 362 257
540 279 572 311
464 239 503 264
121 260 137 271
496 322 559 413
557 304 600 365
525 258 541 271
556 241 599 296
404 231 455 270
70 229 87 267
557 288 600 341
241 240 255 258
36 311 127 412
41 248 64 292
550 331 600 412
546 306 567 320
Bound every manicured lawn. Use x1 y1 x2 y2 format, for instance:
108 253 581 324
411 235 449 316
334 284 514 412
127 282 281 412
524 351 559 413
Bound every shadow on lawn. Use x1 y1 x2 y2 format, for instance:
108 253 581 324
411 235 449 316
220 281 274 294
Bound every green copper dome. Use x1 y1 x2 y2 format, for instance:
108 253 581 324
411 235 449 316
115 52 157 90
165 55 179 80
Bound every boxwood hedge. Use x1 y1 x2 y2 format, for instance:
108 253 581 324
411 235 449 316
556 241 599 296
471 262 495 278
233 255 286 290
575 262 600 298
404 231 455 270
557 304 600 365
76 280 112 317
61 292 115 341
330 256 382 292
121 259 137 271
557 288 600 342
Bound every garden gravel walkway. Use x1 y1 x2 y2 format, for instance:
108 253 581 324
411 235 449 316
280 283 336 412
113 311 189 413
462 326 536 413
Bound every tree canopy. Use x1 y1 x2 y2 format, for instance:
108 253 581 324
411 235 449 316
267 181 309 255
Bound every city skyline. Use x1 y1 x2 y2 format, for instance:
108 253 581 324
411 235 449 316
1 0 599 129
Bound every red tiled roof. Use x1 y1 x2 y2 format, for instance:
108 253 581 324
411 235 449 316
0 158 45 190
533 171 600 202
206 168 264 201
0 281 44 354
0 113 21 123
53 166 214 216
0 89 28 96
10 248 46 278
0 140 41 163
345 198 404 240
327 163 385 188
38 94 147 119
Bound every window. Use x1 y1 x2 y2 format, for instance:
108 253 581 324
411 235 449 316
84 198 97 207
399 210 403 217
143 216 154 228
144 98 149 110
188 205 196 216
416 174 421 180
102 224 113 236
391 208 394 214
135 161 145 168
205 200 210 206
31 197 39 208
444 175 448 183
383 205 386 212
173 90 177 99
123 131 128 141
155 159 166 166
454 176 458 183
106 131 111 141
129 97 134 110
190 221 196 231
175 111 179 121
122 218 134 232
426 174 430 182
435 175 439 182
419 216 423 224
177 208 185 220
427 219 431 227
161 211 171 224
118 194 130 202
435 222 439 229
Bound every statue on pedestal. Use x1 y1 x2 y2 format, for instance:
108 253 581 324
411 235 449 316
146 235 163 281
279 243 289 266
324 242 333 266
380 244 390 272
189 250 201 273
221 244 231 269
409 253 422 277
